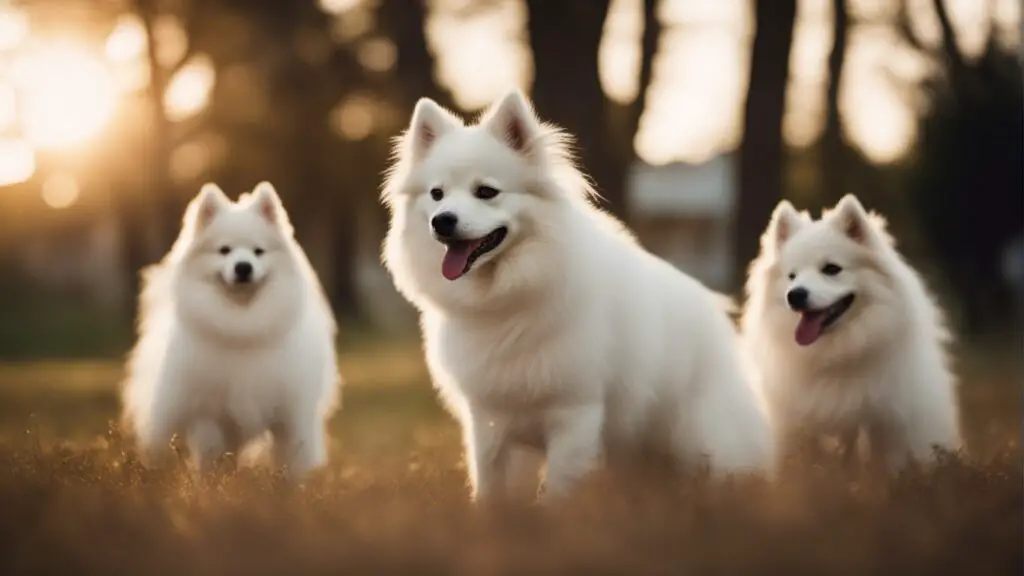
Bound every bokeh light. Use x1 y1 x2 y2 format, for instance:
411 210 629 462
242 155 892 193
428 0 531 111
164 54 215 122
357 37 397 73
10 43 119 150
319 0 363 16
599 0 644 105
331 95 374 141
105 14 147 63
41 172 80 209
0 138 34 186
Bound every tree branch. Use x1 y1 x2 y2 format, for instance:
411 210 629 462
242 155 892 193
895 0 928 53
932 0 967 85
630 0 660 132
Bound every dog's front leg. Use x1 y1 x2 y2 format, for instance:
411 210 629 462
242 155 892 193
272 418 328 482
186 419 227 475
867 419 910 475
538 404 604 503
464 408 512 504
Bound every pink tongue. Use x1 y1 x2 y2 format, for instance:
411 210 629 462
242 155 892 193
441 241 482 281
795 313 826 346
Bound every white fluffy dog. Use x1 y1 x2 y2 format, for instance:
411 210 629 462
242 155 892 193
121 182 340 480
740 195 963 472
381 90 775 503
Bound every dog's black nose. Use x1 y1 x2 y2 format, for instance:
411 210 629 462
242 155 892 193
234 261 253 282
786 287 809 311
431 212 458 238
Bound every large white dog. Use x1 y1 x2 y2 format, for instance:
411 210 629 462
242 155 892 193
381 90 775 503
740 195 963 472
121 182 341 481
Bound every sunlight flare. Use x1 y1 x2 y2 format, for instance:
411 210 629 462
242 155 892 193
0 6 28 51
0 138 34 186
10 43 118 150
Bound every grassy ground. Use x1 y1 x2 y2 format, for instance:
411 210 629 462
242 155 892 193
0 339 1019 575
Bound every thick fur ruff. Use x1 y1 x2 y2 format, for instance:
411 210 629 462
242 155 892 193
121 182 341 480
740 195 963 472
381 90 776 503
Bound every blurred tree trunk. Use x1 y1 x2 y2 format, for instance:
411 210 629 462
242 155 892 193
526 1 620 216
378 0 456 112
527 0 660 222
821 0 849 203
134 0 202 253
121 0 200 320
734 0 797 285
608 0 661 223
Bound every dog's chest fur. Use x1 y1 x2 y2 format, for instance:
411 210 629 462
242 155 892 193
168 329 314 438
770 359 897 433
425 311 606 412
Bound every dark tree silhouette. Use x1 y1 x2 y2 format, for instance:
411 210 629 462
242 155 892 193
525 0 661 221
820 0 849 203
378 0 456 112
898 0 1023 333
607 0 661 223
734 0 797 284
526 1 612 209
120 0 206 320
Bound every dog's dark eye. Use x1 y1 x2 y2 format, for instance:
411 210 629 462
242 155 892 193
821 263 843 276
254 247 265 257
474 185 500 200
429 187 444 201
218 246 231 255
787 272 796 280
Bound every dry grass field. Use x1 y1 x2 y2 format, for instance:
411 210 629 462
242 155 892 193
0 338 1019 575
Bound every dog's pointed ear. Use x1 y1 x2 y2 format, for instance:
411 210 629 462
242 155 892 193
406 98 462 161
189 183 230 231
828 194 874 244
480 89 541 156
250 181 290 227
765 200 804 251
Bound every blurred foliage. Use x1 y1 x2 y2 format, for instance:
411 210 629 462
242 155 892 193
908 42 1023 335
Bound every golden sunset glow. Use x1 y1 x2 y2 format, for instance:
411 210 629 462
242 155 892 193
0 138 34 186
9 43 119 150
0 6 28 51
0 0 1014 207
105 14 148 63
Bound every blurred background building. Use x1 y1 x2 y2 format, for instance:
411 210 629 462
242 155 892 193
0 0 1019 358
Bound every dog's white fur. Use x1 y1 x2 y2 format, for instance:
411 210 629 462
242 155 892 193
121 182 340 480
381 90 775 502
740 195 963 472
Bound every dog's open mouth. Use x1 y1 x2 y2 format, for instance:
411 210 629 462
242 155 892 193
440 227 508 281
795 293 855 346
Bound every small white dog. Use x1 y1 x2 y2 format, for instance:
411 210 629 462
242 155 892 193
740 194 963 472
381 89 775 503
121 182 340 480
